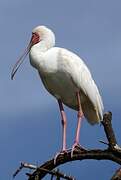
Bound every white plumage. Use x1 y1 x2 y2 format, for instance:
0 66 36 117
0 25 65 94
11 25 104 155
29 26 104 125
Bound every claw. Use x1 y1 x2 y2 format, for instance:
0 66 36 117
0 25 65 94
71 143 79 158
71 143 86 158
54 150 67 165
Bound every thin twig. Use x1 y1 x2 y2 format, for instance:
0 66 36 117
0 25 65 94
13 162 75 180
99 140 109 146
34 167 76 180
13 162 37 178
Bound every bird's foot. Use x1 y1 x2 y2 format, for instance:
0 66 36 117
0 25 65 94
54 150 68 165
71 142 86 158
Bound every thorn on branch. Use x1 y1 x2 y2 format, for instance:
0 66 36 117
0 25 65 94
99 140 109 146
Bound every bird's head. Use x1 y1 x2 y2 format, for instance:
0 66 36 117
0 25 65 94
11 25 55 80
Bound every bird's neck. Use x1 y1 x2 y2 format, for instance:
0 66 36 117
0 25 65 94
29 41 51 69
32 40 49 52
29 32 55 69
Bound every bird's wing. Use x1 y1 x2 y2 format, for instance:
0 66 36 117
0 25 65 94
59 48 104 119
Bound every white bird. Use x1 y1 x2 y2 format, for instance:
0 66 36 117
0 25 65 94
11 25 104 156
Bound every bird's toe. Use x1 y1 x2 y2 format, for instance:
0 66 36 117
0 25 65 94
71 143 86 158
54 150 68 165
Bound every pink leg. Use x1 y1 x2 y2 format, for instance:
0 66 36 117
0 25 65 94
58 99 67 151
74 92 83 144
71 92 84 157
54 99 67 164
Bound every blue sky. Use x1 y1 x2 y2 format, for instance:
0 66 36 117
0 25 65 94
1 0 121 179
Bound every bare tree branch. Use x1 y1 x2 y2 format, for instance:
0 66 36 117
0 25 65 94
24 112 121 180
13 162 75 180
12 112 121 179
101 112 117 148
13 162 37 178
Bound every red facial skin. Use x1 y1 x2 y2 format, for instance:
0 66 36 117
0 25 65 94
30 32 40 46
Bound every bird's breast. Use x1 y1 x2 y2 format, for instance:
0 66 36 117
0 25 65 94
39 70 80 108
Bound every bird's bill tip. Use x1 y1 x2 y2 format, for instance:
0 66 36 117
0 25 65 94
11 71 15 80
11 42 32 80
